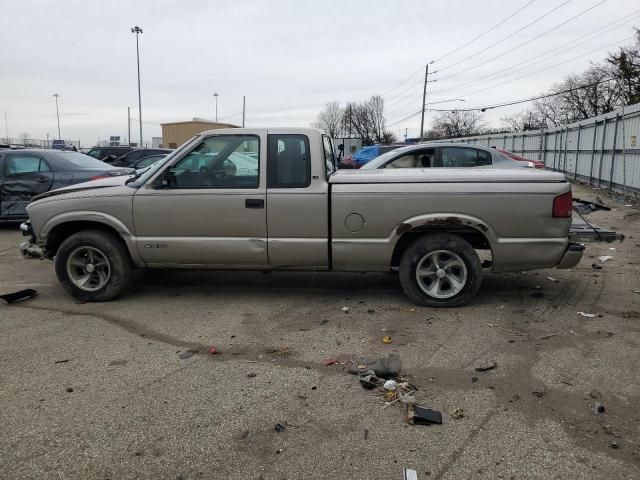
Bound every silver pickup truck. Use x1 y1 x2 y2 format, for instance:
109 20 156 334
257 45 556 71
20 128 589 307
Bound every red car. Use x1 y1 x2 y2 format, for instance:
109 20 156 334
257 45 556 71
495 148 545 169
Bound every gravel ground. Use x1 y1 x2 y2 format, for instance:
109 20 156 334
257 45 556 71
1 183 639 480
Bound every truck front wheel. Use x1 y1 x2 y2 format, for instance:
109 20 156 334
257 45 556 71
399 233 482 307
54 230 132 302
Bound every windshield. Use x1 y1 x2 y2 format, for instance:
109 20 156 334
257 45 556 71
125 139 198 188
50 151 118 170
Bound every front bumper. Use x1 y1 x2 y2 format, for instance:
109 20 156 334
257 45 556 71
19 221 44 259
556 243 584 269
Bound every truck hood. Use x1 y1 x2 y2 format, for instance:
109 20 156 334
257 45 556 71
32 174 134 201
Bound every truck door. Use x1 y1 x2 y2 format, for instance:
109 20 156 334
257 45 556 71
0 152 53 217
266 131 330 268
132 133 268 266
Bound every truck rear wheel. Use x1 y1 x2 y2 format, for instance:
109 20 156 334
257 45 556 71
54 230 132 302
399 233 482 307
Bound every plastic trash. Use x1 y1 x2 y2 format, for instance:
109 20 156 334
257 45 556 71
598 256 613 263
577 312 596 318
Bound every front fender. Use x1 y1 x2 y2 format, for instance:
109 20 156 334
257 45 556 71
38 211 143 266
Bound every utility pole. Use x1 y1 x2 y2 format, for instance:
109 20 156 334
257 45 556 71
418 63 431 143
131 26 143 147
53 93 61 139
242 96 246 127
127 106 131 145
213 93 219 122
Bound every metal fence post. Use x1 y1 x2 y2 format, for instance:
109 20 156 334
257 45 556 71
597 119 608 188
608 113 620 192
588 119 598 185
552 130 559 171
574 123 581 180
562 126 569 173
538 129 545 162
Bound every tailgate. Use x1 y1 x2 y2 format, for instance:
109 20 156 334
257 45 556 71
569 217 625 243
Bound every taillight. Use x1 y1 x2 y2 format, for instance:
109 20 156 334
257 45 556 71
89 175 107 181
553 191 573 218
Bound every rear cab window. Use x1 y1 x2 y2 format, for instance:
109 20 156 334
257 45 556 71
267 134 311 188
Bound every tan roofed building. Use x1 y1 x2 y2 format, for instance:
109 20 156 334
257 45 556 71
160 118 238 148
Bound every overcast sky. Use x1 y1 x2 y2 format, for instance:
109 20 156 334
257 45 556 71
1 0 638 145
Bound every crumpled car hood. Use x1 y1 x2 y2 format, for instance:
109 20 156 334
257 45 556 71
33 175 133 201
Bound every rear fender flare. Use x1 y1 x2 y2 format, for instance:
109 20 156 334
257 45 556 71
393 213 497 247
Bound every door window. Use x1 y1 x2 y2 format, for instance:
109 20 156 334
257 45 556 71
384 149 435 168
166 135 259 188
86 149 102 159
440 147 492 167
5 154 51 175
268 134 311 188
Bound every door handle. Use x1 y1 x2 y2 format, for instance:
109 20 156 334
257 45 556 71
36 177 49 183
245 199 264 209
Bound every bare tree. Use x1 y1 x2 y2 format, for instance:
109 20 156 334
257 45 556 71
312 101 344 138
500 110 547 132
608 28 640 105
430 111 487 139
341 96 392 145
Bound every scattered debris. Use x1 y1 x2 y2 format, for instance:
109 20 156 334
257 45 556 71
266 346 290 356
54 359 69 364
611 441 619 449
364 428 369 440
348 353 401 378
591 263 603 270
322 357 338 366
535 333 558 341
577 312 596 318
177 349 197 360
65 387 74 393
589 389 601 399
609 247 616 251
406 404 443 425
531 291 545 299
475 361 497 372
0 288 37 304
546 276 557 282
274 423 286 433
383 380 398 401
486 323 525 335
366 309 375 314
449 407 465 419
239 430 249 440
359 372 382 390
593 402 605 414
403 468 419 480
532 389 546 398
319 319 329 325
569 330 579 336
471 377 478 383
247 372 257 378
409 308 415 312
276 448 283 454
382 335 393 344
208 345 219 355
632 289 640 294
598 255 613 263
341 306 350 313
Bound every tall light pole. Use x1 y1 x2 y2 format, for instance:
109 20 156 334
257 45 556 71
53 93 61 139
131 26 143 146
213 93 219 122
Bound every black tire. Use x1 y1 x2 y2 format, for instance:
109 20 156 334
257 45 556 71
399 233 482 307
54 229 132 302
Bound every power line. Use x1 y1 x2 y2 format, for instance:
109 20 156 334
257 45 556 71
432 0 538 63
381 0 537 100
447 36 631 100
437 0 573 73
428 13 640 96
387 76 619 127
436 0 610 82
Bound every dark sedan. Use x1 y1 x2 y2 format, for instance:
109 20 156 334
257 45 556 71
0 149 132 219
109 148 173 167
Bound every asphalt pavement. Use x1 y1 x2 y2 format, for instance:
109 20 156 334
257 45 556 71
1 183 639 479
